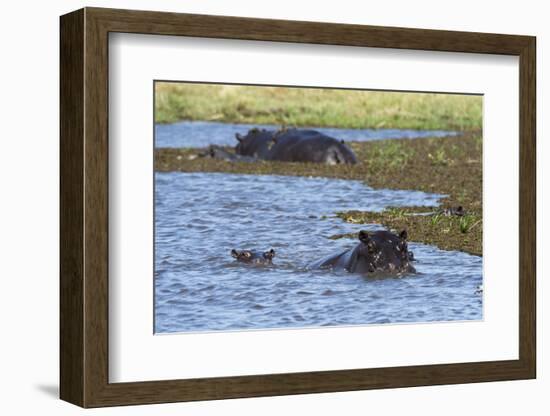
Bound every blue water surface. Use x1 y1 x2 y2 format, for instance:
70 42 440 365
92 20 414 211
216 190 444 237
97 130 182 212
155 172 482 333
155 120 459 148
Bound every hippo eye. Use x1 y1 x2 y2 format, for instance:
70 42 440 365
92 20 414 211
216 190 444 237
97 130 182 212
243 251 252 258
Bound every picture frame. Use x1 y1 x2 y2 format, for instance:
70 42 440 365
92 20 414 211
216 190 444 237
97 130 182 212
60 7 536 408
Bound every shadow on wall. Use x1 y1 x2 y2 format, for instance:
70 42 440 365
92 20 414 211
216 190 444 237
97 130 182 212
34 384 58 399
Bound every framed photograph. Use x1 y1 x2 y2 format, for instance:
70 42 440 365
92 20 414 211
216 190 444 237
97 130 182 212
60 7 536 408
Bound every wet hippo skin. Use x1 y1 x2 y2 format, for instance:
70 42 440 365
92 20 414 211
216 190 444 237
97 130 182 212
309 229 416 275
234 127 358 164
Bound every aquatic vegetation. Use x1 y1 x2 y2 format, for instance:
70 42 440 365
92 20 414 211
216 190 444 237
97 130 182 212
368 141 416 170
431 212 443 225
459 214 482 234
386 207 407 219
456 188 468 204
428 148 452 166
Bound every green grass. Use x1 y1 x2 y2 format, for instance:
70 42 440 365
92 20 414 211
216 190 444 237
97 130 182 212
368 141 416 170
428 148 452 166
459 214 481 234
335 208 483 256
155 82 483 131
431 213 443 226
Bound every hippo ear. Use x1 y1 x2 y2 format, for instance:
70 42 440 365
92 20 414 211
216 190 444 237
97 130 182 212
358 230 370 243
264 249 275 260
399 230 408 241
340 139 345 144
235 133 244 142
231 249 239 258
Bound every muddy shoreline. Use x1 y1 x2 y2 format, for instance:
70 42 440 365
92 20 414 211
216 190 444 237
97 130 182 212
155 132 482 255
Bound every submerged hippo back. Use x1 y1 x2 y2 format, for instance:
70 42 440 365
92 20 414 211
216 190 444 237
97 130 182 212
268 129 357 164
234 129 276 158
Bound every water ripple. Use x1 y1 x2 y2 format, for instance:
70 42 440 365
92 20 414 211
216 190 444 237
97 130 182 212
154 172 482 333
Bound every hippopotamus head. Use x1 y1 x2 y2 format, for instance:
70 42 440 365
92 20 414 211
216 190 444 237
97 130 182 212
352 230 415 274
234 128 275 157
231 248 275 265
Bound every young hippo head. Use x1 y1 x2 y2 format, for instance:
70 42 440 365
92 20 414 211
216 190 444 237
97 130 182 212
234 128 275 157
354 230 415 274
231 249 275 265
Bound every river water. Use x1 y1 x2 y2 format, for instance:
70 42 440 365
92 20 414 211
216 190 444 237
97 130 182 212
155 120 459 148
155 172 482 333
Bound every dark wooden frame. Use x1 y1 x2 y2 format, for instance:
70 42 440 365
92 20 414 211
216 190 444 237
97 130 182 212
60 7 536 408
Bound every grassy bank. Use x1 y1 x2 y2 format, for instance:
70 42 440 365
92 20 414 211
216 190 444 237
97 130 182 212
155 82 482 131
155 133 482 255
334 208 482 255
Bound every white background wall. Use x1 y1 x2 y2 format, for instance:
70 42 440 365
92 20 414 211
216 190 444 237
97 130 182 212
0 0 546 414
